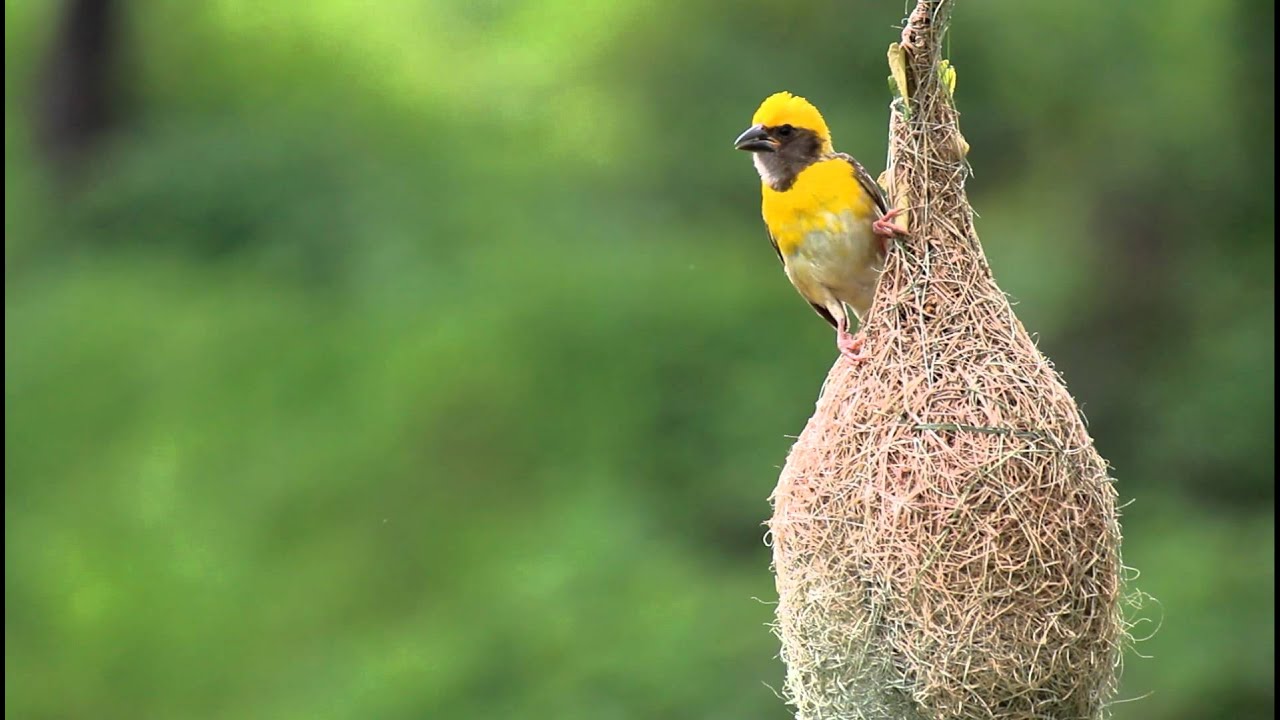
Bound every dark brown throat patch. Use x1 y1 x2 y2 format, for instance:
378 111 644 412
757 127 825 191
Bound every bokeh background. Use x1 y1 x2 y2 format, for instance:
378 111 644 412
4 1 1274 719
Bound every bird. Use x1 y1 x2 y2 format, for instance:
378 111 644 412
734 91 906 362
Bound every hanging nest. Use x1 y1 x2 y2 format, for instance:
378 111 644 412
767 3 1128 719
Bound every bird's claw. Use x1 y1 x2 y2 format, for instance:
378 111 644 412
838 330 869 363
873 208 909 238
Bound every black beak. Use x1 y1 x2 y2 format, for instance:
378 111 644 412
734 124 778 153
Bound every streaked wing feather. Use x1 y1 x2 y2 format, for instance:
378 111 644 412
834 152 889 216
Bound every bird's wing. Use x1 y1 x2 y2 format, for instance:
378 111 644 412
834 152 889 216
765 228 784 266
807 301 840 330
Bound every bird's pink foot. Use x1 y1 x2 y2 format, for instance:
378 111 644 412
873 208 909 238
837 330 869 363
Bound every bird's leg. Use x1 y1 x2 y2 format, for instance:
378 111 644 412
872 207 909 239
835 311 869 363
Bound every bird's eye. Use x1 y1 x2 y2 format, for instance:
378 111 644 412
777 125 794 137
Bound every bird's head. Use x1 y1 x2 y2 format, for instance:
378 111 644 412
734 92 833 189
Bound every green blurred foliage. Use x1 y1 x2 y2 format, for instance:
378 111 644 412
4 1 1274 719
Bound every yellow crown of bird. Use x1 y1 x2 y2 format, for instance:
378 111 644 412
751 91 831 143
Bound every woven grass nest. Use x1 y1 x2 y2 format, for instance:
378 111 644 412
767 4 1129 719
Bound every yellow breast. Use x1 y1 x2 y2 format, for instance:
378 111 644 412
761 158 876 257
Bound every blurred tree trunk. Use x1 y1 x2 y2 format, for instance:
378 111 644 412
35 0 124 181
